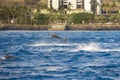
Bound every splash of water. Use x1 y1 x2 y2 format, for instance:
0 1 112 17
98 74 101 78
70 42 120 52
70 43 102 52
29 42 120 53
29 42 77 47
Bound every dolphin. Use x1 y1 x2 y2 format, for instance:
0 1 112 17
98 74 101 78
0 54 17 60
48 34 67 42
5 54 11 59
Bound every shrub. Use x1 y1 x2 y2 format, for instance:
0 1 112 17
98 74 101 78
70 13 94 24
35 13 49 25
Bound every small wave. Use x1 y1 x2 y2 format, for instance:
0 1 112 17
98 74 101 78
29 43 77 47
70 43 120 52
101 48 120 52
29 42 120 53
41 66 65 71
0 56 6 60
70 43 102 52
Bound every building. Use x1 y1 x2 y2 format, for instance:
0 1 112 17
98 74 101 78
48 0 62 10
96 0 102 15
84 0 92 13
63 0 77 9
48 0 83 10
48 0 102 15
84 0 102 15
50 0 60 10
62 0 83 9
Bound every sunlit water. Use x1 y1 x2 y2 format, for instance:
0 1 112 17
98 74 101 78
0 31 120 80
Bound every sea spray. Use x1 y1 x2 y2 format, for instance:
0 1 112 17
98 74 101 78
29 42 120 53
70 42 102 52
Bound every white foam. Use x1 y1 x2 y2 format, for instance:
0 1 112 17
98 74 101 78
43 66 63 71
70 43 102 52
70 43 120 52
29 42 77 47
32 65 68 72
0 56 6 60
102 48 120 52
29 42 120 53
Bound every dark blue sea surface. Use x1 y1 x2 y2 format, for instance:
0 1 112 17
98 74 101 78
0 31 120 80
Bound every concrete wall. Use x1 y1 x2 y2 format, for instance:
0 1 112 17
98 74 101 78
49 23 66 30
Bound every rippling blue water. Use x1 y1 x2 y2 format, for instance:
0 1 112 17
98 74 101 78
0 31 120 80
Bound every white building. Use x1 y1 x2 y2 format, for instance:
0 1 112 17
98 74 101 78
48 0 60 10
48 0 102 15
65 0 77 9
48 0 83 10
84 0 92 13
84 0 102 15
63 0 83 9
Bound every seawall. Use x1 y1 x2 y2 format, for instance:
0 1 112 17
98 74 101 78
0 24 50 30
0 23 120 30
66 24 120 30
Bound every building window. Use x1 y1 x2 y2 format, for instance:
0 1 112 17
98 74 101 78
77 0 82 3
77 5 82 9
64 0 68 2
64 5 67 9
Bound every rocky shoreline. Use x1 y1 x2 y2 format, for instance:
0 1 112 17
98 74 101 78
0 24 50 30
66 24 120 30
0 24 120 30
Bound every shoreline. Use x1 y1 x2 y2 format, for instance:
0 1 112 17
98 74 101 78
66 23 120 30
0 23 120 30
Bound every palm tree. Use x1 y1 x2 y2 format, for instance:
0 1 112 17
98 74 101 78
34 2 42 24
4 7 11 24
17 5 28 25
16 6 26 24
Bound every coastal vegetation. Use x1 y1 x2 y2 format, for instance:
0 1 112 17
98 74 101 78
70 13 94 24
0 0 120 30
1 5 120 25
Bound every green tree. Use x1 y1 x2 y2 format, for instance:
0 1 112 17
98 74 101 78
15 5 29 25
34 13 49 25
102 3 110 14
0 7 12 24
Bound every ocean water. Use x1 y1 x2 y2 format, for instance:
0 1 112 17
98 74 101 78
0 31 120 80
